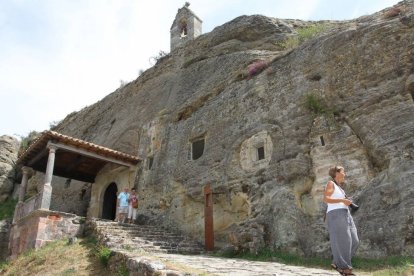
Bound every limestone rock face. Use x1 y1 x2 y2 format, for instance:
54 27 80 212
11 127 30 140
54 1 414 257
0 135 19 202
0 219 11 261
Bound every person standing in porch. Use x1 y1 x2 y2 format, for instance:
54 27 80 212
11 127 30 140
117 187 129 223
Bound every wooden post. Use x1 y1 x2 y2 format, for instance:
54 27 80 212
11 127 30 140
204 184 214 251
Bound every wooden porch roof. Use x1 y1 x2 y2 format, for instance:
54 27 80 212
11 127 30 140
17 131 140 183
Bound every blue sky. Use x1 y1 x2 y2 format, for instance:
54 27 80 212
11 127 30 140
0 0 401 138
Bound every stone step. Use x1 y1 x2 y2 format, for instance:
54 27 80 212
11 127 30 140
92 219 205 255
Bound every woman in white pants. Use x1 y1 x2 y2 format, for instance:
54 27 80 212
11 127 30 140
324 166 359 276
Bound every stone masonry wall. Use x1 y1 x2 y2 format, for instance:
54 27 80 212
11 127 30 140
9 210 84 258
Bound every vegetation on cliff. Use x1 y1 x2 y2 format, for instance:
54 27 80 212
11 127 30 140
0 198 17 220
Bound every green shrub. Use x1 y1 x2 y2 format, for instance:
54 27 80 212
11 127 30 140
84 236 98 245
0 198 18 220
49 120 61 130
96 245 112 267
297 24 327 43
0 261 9 273
304 93 327 114
280 23 328 50
117 264 129 276
18 130 41 156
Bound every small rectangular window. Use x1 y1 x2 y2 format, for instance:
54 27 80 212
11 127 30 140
257 146 265 160
192 139 205 160
147 157 154 170
320 136 325 146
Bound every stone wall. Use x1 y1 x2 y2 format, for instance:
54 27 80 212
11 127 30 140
9 210 84 258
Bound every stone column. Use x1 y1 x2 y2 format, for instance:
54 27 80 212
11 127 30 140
18 166 31 203
39 145 57 210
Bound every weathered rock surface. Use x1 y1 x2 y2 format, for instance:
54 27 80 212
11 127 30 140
52 1 414 258
0 219 11 261
0 135 19 202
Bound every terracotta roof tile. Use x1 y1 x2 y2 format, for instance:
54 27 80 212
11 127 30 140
17 130 140 165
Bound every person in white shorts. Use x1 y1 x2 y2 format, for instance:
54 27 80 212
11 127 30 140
117 187 129 223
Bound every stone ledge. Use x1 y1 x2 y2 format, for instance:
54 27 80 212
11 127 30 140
13 209 82 226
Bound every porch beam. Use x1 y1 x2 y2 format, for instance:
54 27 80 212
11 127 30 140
47 141 136 168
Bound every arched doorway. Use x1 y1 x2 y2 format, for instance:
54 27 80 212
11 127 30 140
102 182 118 220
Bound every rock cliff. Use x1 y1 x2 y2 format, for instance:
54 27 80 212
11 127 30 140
0 135 19 202
51 1 414 257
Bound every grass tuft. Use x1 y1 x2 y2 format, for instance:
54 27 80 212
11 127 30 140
118 264 129 276
304 93 328 115
0 198 18 220
96 245 112 267
214 249 414 274
1 238 110 275
280 23 329 50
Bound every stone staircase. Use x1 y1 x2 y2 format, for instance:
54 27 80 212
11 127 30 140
89 219 205 255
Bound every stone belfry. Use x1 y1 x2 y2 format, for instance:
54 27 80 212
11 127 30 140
170 2 202 51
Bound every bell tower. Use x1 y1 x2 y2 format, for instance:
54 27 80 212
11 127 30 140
170 2 202 51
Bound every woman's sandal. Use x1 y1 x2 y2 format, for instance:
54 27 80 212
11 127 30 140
342 269 356 276
331 264 345 275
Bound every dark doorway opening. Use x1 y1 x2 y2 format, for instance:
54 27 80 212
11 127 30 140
102 182 118 220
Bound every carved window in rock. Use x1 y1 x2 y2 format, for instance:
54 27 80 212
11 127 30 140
240 130 273 172
256 145 265 161
320 135 325 146
147 156 154 170
190 138 205 160
410 91 414 102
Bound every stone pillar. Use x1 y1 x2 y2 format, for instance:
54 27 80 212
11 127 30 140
18 166 31 203
44 146 57 187
39 146 57 210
